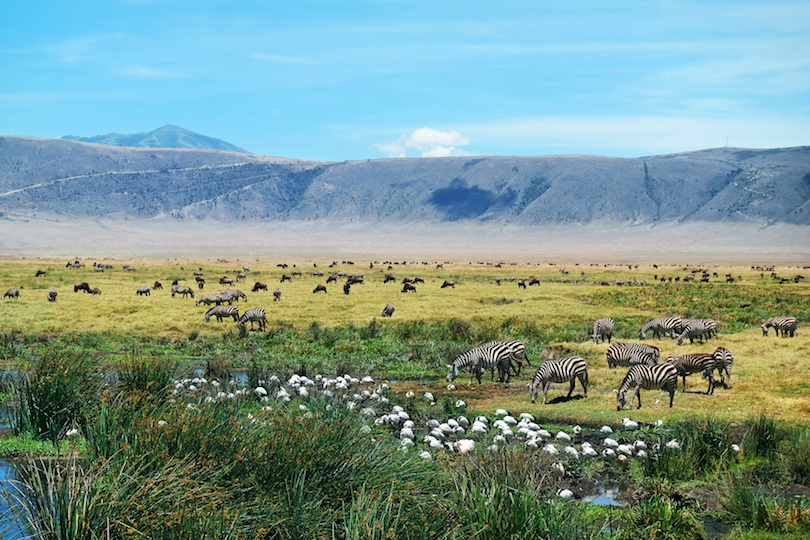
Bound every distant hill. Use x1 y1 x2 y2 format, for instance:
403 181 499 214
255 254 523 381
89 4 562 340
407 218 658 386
0 135 808 226
61 125 249 153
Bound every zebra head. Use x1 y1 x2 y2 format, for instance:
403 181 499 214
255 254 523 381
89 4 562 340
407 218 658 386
761 322 770 336
616 389 627 411
447 364 459 381
527 382 540 403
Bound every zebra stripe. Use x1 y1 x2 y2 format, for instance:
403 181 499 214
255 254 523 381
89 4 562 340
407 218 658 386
483 339 529 377
205 305 239 322
639 317 683 339
617 363 678 410
447 342 513 384
712 347 734 388
196 293 225 306
220 289 248 303
592 317 615 344
237 307 267 331
761 316 798 337
606 342 661 369
675 319 708 345
528 356 588 404
666 352 717 394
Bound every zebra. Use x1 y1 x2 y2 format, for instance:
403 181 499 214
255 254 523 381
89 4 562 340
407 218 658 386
606 342 661 369
639 317 683 339
702 319 718 340
135 286 151 296
675 319 708 345
712 347 734 388
238 307 267 331
273 289 282 302
46 288 57 302
447 343 513 384
2 288 20 299
196 294 224 306
761 316 798 337
381 303 395 317
666 353 717 394
220 289 248 303
205 305 239 323
484 339 530 377
592 317 615 344
528 356 588 404
171 285 195 298
617 363 678 410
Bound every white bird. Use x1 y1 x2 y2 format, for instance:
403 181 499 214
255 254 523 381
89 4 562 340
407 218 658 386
602 448 616 457
520 412 535 422
603 438 619 448
564 446 580 459
495 409 508 417
454 399 466 408
418 450 432 460
400 438 415 448
555 431 572 442
426 419 440 429
553 462 565 475
525 439 539 450
447 383 456 390
423 392 435 402
543 444 559 455
254 386 267 397
457 416 470 427
600 425 614 434
503 415 517 425
557 489 575 499
617 444 634 456
666 439 680 450
537 429 551 439
453 439 475 453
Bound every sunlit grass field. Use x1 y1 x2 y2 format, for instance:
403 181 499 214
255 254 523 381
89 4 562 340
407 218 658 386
1 256 808 424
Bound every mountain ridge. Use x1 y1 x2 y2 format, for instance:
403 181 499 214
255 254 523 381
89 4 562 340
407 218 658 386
61 125 250 153
0 135 808 226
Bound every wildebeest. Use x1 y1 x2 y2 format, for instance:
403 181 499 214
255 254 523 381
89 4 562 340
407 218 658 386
273 289 282 302
517 279 526 289
326 275 337 284
195 276 205 289
153 281 163 290
384 273 396 283
74 282 91 293
89 287 102 295
35 270 47 277
135 286 151 296
441 280 455 289
3 288 20 299
313 284 327 294
280 274 292 283
343 282 351 295
220 276 234 285
381 303 395 317
401 283 417 293
252 282 268 292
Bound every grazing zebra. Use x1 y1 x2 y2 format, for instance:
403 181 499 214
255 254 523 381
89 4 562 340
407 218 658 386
617 363 678 410
2 288 20 299
135 286 151 296
675 319 708 345
313 284 327 294
606 342 661 369
171 285 195 298
252 282 268 292
205 305 239 323
273 289 282 302
441 280 455 288
484 339 530 377
761 316 798 337
528 356 588 404
592 317 615 344
74 282 91 293
46 288 57 302
381 303 395 317
195 294 224 306
639 317 683 339
702 319 718 340
447 343 513 384
666 353 717 394
89 287 102 295
220 289 248 302
712 347 734 388
238 307 267 331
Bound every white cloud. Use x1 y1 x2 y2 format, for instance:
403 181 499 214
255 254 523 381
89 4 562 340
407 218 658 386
374 127 472 157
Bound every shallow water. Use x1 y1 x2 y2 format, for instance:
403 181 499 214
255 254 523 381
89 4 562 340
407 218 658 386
583 486 624 507
0 460 26 540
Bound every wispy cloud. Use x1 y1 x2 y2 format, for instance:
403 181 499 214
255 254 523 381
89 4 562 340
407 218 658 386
374 128 472 157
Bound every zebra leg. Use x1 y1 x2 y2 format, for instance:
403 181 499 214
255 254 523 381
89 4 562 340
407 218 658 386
632 385 643 409
543 381 551 405
579 374 588 397
682 375 687 392
668 388 675 407
566 378 575 399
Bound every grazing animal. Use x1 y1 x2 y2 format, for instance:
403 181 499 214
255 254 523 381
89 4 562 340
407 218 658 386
74 282 91 293
666 353 717 394
383 273 396 283
220 276 234 285
280 274 292 283
326 275 338 284
517 279 526 289
640 317 683 339
2 288 20 299
195 276 205 289
617 363 678 410
46 288 57 302
273 289 282 302
606 342 661 369
89 287 102 295
381 303 395 317
313 284 327 294
153 281 163 290
196 294 224 306
252 282 268 292
236 272 246 282
485 339 529 377
205 305 239 323
171 285 195 298
220 289 247 303
592 317 615 344
761 316 798 337
675 319 708 345
136 286 151 296
528 278 541 286
35 270 47 277
441 280 455 288
447 343 514 384
401 283 417 293
528 356 589 404
238 307 267 331
712 347 734 388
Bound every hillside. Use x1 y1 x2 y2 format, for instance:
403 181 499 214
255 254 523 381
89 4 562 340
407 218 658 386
61 125 249 153
0 135 808 226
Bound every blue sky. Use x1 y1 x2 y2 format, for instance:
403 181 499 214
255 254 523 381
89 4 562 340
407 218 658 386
1 1 808 161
